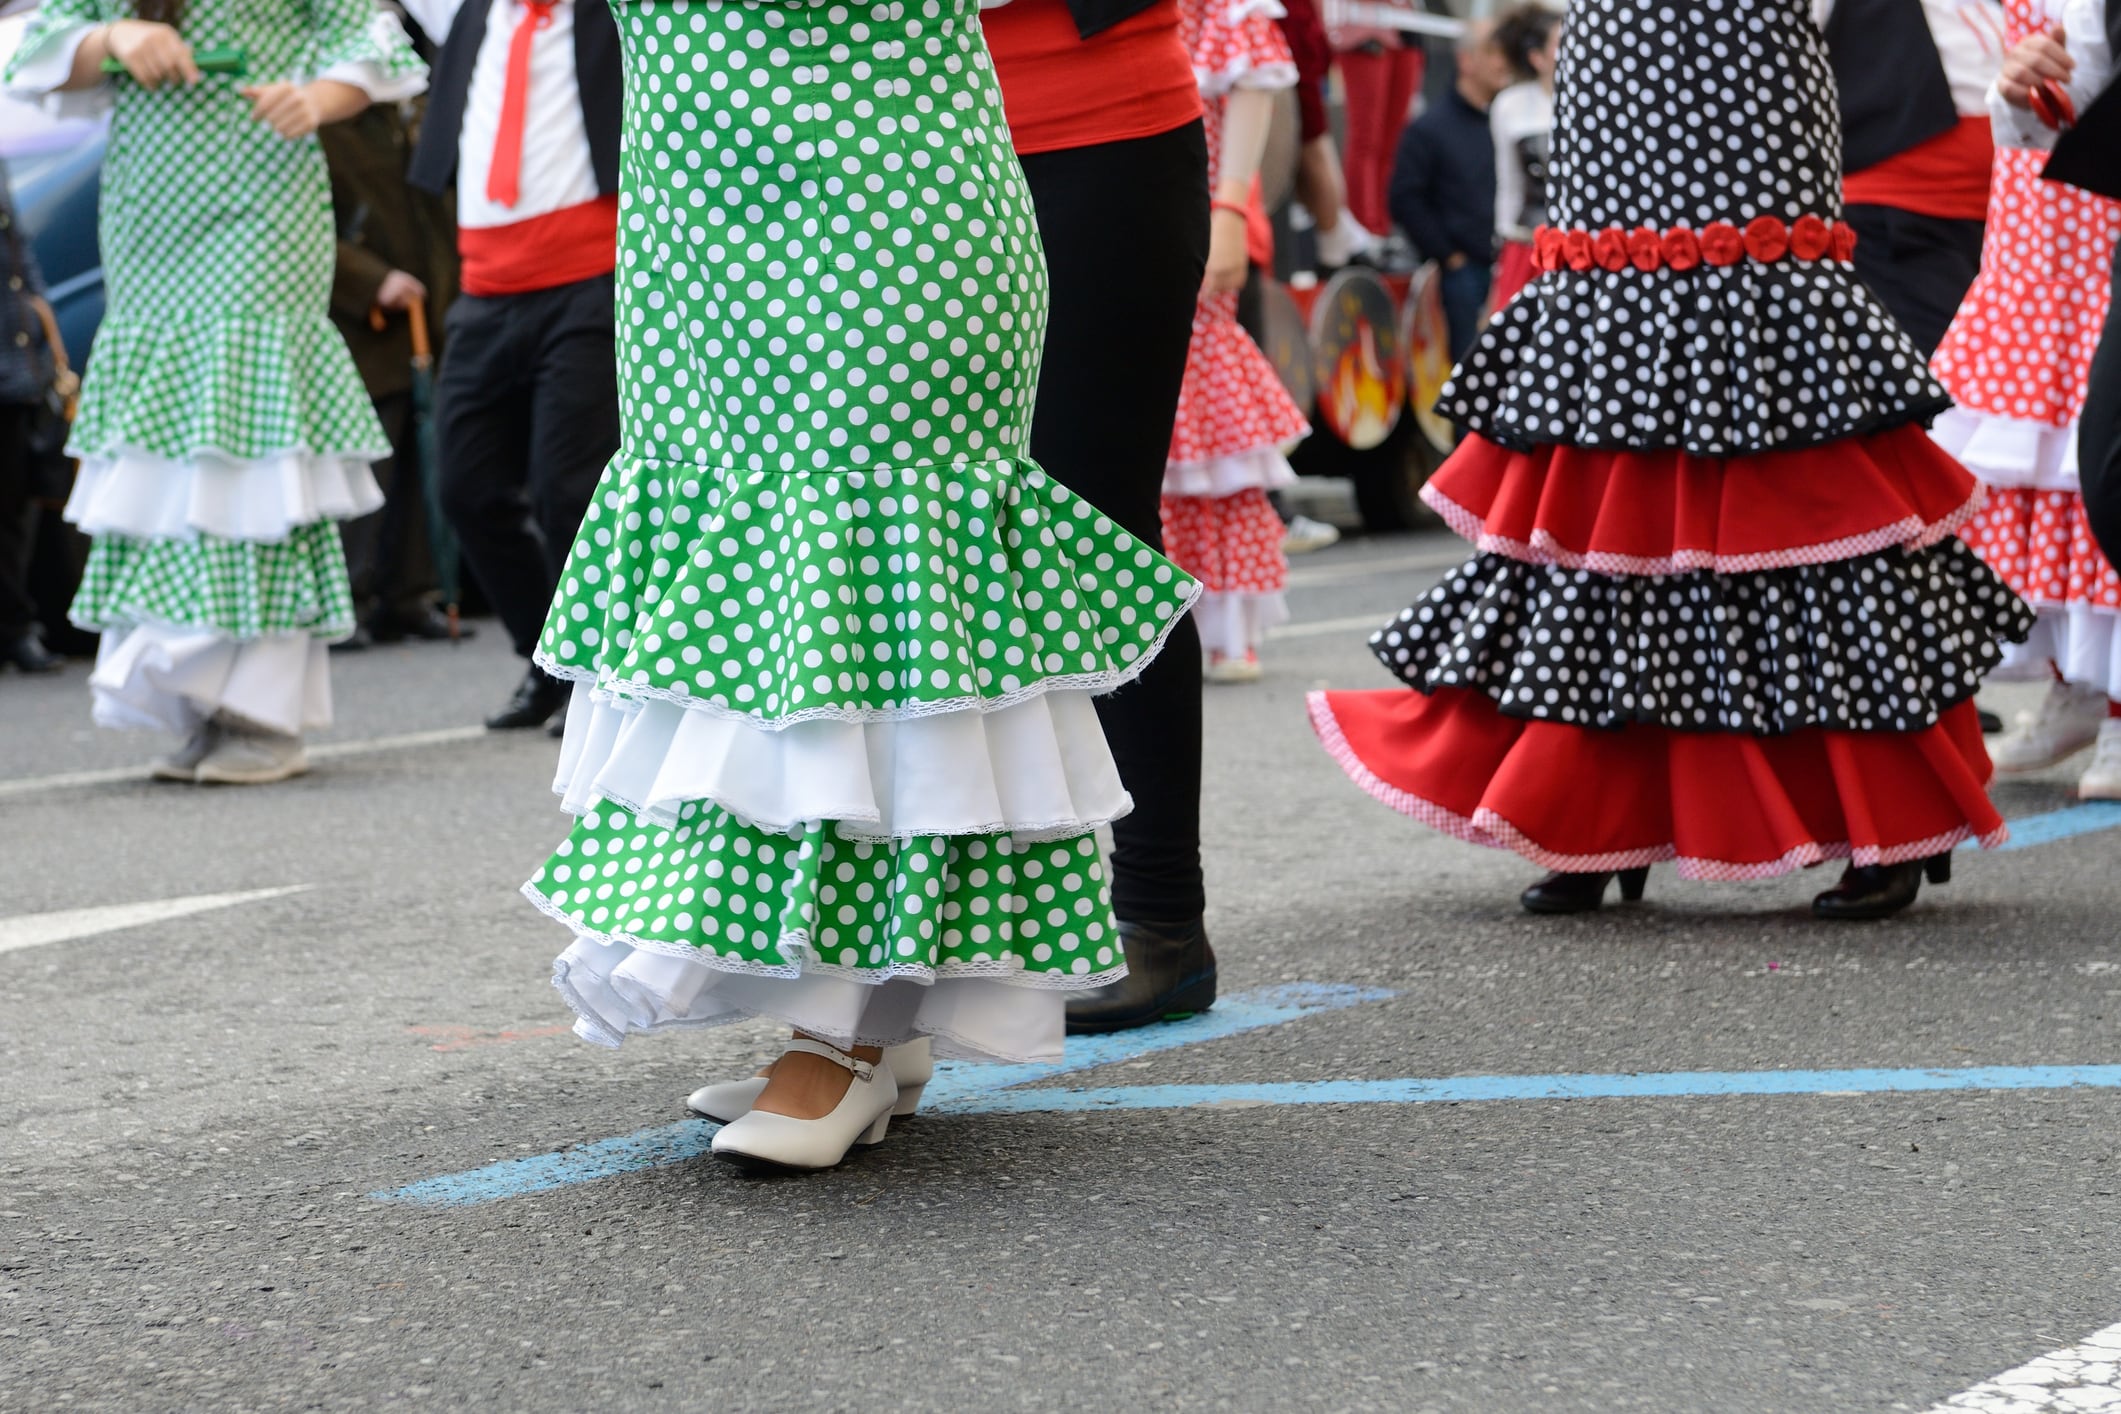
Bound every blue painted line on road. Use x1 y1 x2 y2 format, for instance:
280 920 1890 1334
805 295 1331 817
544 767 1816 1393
943 1065 2121 1114
1983 801 2121 851
369 983 1393 1205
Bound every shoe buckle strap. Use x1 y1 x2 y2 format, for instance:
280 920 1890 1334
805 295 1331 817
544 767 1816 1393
781 1037 876 1080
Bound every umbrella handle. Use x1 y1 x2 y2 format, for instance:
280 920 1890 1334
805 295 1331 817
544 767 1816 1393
408 297 431 362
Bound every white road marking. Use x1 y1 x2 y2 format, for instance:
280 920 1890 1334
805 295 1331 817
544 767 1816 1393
1284 549 1465 589
1927 1322 2121 1412
1269 612 1395 641
0 725 488 800
0 886 311 956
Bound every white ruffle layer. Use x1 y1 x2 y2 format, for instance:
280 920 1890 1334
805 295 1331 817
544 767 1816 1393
65 448 385 541
1162 446 1300 499
553 681 1132 838
1930 406 2081 492
89 625 331 735
1991 605 2121 700
553 933 1066 1063
1195 590 1289 659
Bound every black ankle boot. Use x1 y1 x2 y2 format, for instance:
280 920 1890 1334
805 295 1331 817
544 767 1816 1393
1811 852 1952 920
486 665 568 730
1519 867 1650 915
1064 918 1217 1035
0 628 60 674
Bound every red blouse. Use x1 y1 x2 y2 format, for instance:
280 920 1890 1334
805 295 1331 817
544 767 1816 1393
983 0 1202 156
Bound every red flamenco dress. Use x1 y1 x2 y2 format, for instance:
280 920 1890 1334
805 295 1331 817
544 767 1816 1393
1305 0 2035 916
1162 0 1309 674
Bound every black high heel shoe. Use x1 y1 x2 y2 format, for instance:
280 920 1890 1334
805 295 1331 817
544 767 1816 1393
1810 852 1952 920
1520 866 1650 915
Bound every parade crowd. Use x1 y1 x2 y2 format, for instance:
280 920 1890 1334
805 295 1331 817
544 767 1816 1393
3 0 2119 1172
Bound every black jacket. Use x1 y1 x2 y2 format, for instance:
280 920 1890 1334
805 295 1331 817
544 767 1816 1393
2045 4 2121 201
1389 88 1496 267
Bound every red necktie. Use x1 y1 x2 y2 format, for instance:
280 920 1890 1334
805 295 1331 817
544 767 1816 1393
486 0 556 209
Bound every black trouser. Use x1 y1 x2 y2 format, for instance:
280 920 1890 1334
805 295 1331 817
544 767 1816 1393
1020 122 1210 924
0 403 39 636
1843 204 1985 356
341 390 437 625
436 275 620 660
2082 243 2121 570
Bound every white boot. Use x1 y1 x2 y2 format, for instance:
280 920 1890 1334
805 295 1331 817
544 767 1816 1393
195 719 309 785
688 1037 932 1123
709 1038 899 1173
2076 718 2121 800
149 720 221 783
1989 680 2109 772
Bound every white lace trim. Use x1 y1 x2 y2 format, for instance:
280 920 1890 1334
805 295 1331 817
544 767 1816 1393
65 447 385 541
1930 405 2082 492
551 682 1134 839
534 574 1203 731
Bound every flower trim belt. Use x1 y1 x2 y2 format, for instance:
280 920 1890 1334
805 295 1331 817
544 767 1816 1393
1531 216 1859 274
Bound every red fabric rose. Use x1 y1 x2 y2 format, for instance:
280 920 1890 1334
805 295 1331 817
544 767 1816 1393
1830 222 1858 261
1563 229 1595 272
1662 227 1703 271
1789 214 1832 261
1593 226 1630 272
1743 215 1790 263
1627 225 1663 272
1534 225 1564 272
1700 221 1745 267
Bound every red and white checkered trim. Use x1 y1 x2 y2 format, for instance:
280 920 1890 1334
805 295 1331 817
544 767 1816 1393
1420 483 1984 578
1306 692 2008 883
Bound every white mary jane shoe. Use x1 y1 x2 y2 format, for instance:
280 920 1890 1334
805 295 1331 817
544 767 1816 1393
708 1038 900 1174
688 1037 933 1124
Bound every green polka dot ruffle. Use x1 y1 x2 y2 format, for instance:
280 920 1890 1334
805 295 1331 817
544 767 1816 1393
526 801 1125 985
72 523 355 640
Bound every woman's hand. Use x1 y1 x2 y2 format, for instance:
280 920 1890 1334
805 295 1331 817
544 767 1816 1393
1997 23 2073 109
104 19 199 89
240 81 324 138
1203 208 1250 296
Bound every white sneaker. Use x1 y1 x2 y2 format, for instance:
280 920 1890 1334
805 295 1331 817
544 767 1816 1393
1204 650 1263 684
149 721 220 783
1314 212 1376 269
688 1037 933 1123
194 723 310 785
1989 681 2109 773
709 1038 900 1173
2077 719 2121 800
1283 514 1342 554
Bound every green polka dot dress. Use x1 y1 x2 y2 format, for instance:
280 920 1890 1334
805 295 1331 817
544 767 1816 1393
5 0 424 735
527 0 1201 1063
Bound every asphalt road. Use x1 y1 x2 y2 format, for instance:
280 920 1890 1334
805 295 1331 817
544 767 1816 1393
3 526 2117 1413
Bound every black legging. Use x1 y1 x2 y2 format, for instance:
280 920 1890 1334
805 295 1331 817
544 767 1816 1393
2084 243 2121 571
1019 121 1211 924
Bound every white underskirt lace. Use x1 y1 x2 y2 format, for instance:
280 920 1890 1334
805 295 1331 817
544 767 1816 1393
66 448 385 541
1162 446 1300 499
1992 605 2121 700
1931 406 2081 492
552 681 1133 839
553 933 1066 1062
1195 590 1289 659
89 625 331 735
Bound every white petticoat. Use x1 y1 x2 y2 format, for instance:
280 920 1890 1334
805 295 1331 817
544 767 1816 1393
1993 605 2121 700
65 448 385 541
551 681 1133 838
552 932 1066 1062
1195 590 1289 659
88 625 332 735
1162 446 1300 499
1930 406 2080 492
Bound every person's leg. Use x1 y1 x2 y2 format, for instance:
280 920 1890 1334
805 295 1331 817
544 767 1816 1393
1440 261 1493 363
2079 245 2121 571
1843 204 1984 357
1020 124 1212 1005
0 403 50 665
336 391 410 636
1337 49 1392 234
366 391 446 633
436 294 543 657
523 275 621 603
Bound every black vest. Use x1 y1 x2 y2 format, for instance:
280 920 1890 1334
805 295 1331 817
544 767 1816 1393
407 0 622 198
2044 4 2121 202
1824 0 1959 177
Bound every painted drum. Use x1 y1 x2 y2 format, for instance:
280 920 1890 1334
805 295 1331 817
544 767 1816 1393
1255 276 1316 415
1309 265 1406 451
1400 261 1456 455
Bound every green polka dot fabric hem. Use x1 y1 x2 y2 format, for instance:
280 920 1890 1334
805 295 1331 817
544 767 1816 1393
526 802 1126 987
71 523 356 640
536 455 1200 725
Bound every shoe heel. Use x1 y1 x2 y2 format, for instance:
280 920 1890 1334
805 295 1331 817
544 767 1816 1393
1924 852 1952 885
856 1112 892 1147
890 1081 925 1118
1618 867 1650 902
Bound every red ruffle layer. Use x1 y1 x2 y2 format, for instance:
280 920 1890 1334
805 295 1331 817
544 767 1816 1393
1160 487 1288 595
1421 427 1981 575
1960 487 2121 612
1308 687 2004 881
